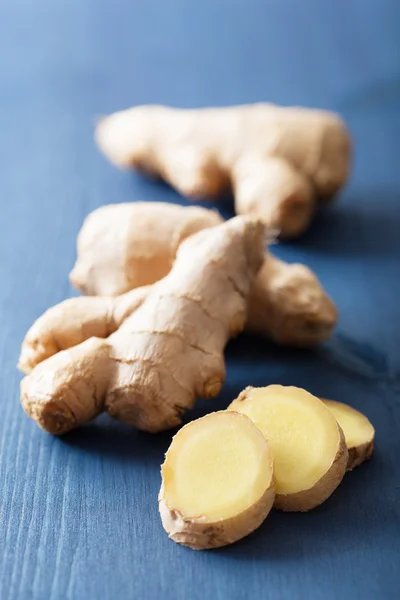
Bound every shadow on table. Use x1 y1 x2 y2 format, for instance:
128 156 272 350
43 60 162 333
296 187 400 259
126 170 236 221
60 415 173 465
213 448 387 561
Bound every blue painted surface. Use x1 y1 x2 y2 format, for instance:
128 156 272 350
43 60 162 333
1 1 400 599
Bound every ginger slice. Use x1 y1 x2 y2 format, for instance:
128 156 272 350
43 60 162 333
159 411 275 550
322 399 375 471
229 385 348 511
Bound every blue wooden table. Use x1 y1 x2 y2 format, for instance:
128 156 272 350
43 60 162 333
1 1 399 599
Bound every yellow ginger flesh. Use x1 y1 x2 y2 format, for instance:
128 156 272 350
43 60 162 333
229 385 348 511
159 411 275 549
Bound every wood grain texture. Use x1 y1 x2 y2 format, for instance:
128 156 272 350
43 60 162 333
1 1 400 599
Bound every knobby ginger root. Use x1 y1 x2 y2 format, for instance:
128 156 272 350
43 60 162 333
159 411 275 549
95 104 351 238
247 255 337 345
229 385 348 511
70 202 222 295
323 399 375 471
70 202 337 346
18 287 150 374
19 217 265 434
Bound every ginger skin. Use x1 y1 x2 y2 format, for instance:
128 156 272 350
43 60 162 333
70 202 337 347
323 399 375 471
70 203 222 295
159 411 275 550
95 104 351 238
19 217 265 435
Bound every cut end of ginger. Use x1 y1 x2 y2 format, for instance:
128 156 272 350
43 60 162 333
322 399 375 471
229 385 348 512
159 410 275 550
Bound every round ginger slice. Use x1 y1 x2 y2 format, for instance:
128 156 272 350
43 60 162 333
322 399 375 471
159 411 275 550
229 385 348 512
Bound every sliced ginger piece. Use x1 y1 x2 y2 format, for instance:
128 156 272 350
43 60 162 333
159 411 275 550
322 399 375 471
229 385 348 511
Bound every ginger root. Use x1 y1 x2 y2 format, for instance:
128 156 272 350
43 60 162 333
19 217 265 434
70 202 337 347
159 411 275 550
95 104 351 238
229 385 348 511
323 399 375 471
70 202 222 295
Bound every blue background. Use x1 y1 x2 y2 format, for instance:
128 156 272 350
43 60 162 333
1 1 400 599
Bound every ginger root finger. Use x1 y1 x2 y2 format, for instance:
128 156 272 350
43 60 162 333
322 399 375 471
70 202 337 346
21 338 111 435
70 202 222 295
229 385 348 511
159 411 275 550
20 216 265 434
247 256 338 346
233 156 316 239
18 286 150 374
95 104 351 238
